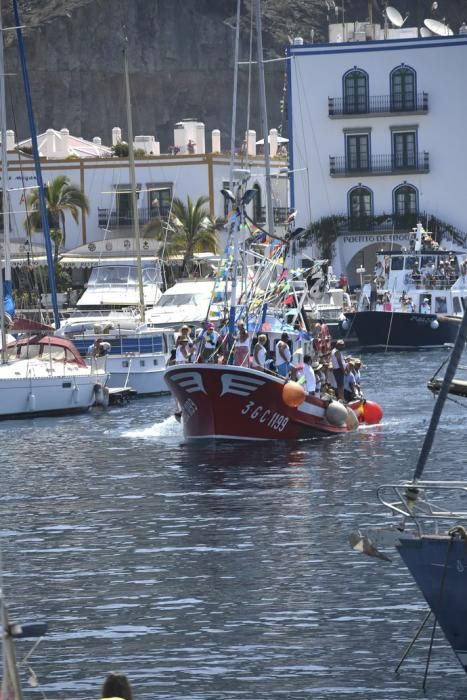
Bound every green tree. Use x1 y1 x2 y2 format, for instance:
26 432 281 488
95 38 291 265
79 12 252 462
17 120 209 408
144 195 219 275
25 175 90 265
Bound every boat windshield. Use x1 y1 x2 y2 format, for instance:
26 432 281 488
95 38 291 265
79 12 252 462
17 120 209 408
87 266 159 286
157 293 207 307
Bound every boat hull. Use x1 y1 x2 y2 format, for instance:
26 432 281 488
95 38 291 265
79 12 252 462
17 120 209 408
103 354 169 395
397 535 467 673
165 363 358 441
0 373 101 419
346 311 460 349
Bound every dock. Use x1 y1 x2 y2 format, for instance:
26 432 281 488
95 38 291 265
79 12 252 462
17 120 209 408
108 387 137 405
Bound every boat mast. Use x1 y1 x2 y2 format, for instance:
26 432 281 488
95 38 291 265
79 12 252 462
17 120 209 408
0 0 8 360
123 41 145 323
12 0 60 329
254 0 275 240
228 0 241 190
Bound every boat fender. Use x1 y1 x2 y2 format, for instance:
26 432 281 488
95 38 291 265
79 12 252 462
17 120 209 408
325 400 348 428
430 319 439 330
94 384 109 408
28 392 36 412
341 318 350 331
282 381 306 408
345 406 359 431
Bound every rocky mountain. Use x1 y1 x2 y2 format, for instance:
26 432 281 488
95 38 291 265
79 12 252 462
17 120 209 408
3 0 466 151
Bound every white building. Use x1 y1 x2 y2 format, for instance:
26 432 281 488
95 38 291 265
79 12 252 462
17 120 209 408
1 121 288 272
288 23 467 285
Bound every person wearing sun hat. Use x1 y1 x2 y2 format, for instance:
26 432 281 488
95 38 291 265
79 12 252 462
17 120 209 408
331 339 346 400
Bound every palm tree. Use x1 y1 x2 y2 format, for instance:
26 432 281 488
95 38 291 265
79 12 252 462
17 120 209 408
25 175 90 264
144 195 220 276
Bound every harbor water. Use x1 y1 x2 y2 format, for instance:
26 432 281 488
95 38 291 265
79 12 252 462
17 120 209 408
1 349 467 700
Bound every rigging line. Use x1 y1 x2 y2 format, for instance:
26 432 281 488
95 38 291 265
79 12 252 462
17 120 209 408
412 306 467 482
244 5 254 169
238 56 290 65
394 610 432 674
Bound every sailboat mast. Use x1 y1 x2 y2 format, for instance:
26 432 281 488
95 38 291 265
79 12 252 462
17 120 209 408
228 0 241 190
254 0 275 240
12 0 60 329
0 0 8 360
123 44 145 323
0 1 10 287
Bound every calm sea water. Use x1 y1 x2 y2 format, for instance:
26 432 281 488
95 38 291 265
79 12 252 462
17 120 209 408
1 349 467 700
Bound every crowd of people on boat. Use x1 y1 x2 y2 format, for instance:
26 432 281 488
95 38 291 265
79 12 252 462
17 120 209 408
169 320 364 403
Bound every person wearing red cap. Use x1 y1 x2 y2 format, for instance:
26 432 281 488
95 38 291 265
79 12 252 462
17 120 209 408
200 321 219 362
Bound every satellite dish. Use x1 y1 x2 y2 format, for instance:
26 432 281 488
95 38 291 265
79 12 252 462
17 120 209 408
386 6 404 28
419 26 433 37
424 18 450 36
447 26 454 36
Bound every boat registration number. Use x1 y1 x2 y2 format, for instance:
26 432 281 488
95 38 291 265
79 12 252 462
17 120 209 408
241 401 289 432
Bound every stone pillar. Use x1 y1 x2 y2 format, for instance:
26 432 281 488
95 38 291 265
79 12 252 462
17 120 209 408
211 129 221 153
112 127 122 145
247 130 256 157
60 128 70 158
6 130 15 151
269 128 278 157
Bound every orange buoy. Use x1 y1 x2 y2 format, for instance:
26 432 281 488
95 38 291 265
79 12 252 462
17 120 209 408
349 399 383 425
362 400 383 424
282 381 306 408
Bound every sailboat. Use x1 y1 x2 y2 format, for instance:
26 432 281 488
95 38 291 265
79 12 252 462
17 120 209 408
354 307 467 679
0 0 109 418
164 0 382 441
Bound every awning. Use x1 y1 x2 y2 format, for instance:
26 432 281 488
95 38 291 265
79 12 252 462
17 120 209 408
256 135 289 145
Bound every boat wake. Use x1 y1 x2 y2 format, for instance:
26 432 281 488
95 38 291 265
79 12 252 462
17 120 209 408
121 414 183 442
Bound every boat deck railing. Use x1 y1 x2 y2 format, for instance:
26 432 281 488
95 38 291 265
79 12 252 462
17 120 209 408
377 481 467 535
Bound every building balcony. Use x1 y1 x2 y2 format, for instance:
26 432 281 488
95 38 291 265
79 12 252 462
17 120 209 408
98 205 171 229
329 152 429 177
328 92 428 118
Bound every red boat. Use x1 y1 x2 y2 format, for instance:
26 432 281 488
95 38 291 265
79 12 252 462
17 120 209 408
165 363 382 441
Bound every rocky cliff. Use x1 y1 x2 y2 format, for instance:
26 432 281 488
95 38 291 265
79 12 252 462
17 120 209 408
3 0 466 150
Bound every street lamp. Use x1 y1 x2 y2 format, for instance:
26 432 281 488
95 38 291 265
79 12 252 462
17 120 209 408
24 238 31 266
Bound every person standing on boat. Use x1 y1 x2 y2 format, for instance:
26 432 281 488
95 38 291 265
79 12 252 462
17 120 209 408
200 322 219 363
344 360 360 402
275 332 291 377
331 339 346 401
234 320 250 366
421 298 431 314
175 337 192 364
300 354 318 395
252 334 267 371
101 672 133 700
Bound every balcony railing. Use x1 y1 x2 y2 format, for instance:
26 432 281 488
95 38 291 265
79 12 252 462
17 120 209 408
258 207 292 225
328 92 428 117
329 152 429 177
98 205 171 229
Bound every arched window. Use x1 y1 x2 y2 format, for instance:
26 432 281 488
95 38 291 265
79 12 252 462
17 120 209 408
393 183 418 230
343 68 369 114
252 183 262 223
348 186 373 231
390 65 416 112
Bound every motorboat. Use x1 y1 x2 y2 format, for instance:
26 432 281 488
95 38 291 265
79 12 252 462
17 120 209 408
61 325 175 395
345 223 466 349
146 278 228 328
59 261 162 335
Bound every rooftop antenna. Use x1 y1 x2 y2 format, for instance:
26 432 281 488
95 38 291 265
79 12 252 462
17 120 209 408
423 17 451 36
385 6 407 28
